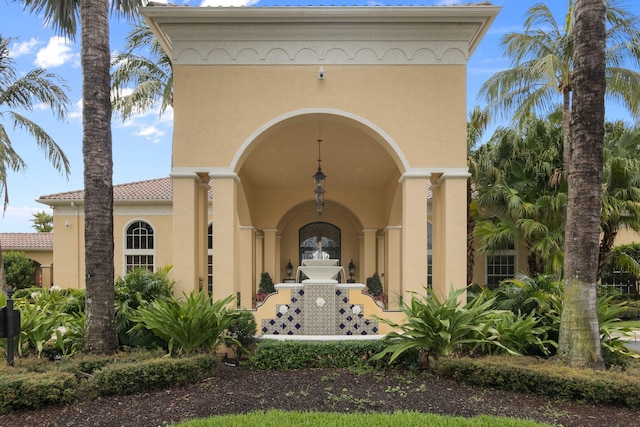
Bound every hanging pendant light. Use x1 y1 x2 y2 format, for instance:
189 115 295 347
313 134 326 216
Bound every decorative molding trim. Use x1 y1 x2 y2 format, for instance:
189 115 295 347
142 6 500 66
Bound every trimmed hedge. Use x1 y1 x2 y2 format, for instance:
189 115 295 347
0 353 218 413
0 371 77 413
88 354 218 396
250 339 419 370
436 356 640 408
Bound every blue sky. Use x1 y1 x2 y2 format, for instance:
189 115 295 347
0 0 638 232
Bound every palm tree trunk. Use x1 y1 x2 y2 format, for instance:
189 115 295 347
81 0 117 354
597 226 617 282
558 0 606 369
562 89 572 178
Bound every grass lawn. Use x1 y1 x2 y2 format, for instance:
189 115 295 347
616 320 640 329
176 410 553 427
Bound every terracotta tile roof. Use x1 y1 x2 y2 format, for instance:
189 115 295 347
39 177 175 202
0 233 53 250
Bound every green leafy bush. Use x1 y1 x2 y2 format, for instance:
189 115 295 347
115 266 175 349
224 310 257 359
129 291 241 355
3 251 36 290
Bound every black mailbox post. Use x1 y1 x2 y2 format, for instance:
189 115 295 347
1 287 20 366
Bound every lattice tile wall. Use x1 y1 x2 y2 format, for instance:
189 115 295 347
260 287 379 335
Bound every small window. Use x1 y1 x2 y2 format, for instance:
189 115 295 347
486 250 516 288
124 221 155 272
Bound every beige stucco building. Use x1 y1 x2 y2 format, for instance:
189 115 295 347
8 6 510 331
139 5 500 308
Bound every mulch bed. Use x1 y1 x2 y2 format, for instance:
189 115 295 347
0 362 638 426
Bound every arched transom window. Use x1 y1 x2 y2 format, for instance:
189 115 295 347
124 220 155 272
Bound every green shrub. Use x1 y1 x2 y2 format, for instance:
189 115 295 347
3 251 36 290
224 310 257 359
115 266 174 349
250 339 419 370
0 371 77 413
366 272 383 296
129 291 241 355
258 272 276 294
436 356 640 408
87 354 218 396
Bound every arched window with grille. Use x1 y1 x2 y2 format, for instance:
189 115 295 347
124 220 155 272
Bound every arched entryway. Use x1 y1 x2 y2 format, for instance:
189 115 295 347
299 222 341 262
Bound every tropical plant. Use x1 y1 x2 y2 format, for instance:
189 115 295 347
473 111 566 276
372 287 510 367
17 0 146 354
3 251 35 289
111 22 173 120
129 291 242 356
478 1 640 172
598 123 640 280
474 311 556 357
14 288 84 357
597 294 638 360
114 265 175 348
0 33 70 291
31 210 53 232
558 0 607 369
601 243 640 288
466 106 490 284
491 274 563 317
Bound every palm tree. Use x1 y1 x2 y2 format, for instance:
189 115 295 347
31 210 54 232
479 1 640 174
598 123 640 280
111 23 173 120
473 111 566 278
466 106 489 284
17 0 144 354
557 0 607 369
0 34 70 290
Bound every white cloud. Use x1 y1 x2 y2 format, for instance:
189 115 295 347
135 125 166 143
9 38 40 58
35 36 79 68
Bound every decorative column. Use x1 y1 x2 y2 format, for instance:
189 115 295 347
362 229 378 283
172 174 207 297
255 234 264 294
238 226 256 308
401 174 430 299
384 226 401 305
210 173 239 302
262 229 278 282
431 171 469 300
